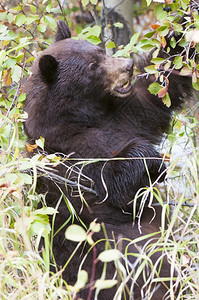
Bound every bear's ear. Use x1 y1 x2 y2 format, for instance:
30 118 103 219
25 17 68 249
55 20 71 41
39 54 58 83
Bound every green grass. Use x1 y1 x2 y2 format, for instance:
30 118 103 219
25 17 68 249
0 108 198 299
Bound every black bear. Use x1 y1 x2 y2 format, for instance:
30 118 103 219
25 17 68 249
24 4 197 299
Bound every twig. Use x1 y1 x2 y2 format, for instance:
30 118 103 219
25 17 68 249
36 167 97 195
87 243 97 300
152 201 197 207
57 0 69 25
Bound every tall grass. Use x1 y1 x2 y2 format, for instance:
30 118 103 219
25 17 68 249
0 107 198 299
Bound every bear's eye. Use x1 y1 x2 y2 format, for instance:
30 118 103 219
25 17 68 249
89 62 98 71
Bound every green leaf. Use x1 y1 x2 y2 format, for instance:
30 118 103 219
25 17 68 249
151 38 161 47
144 65 158 74
19 159 32 171
5 173 17 184
65 225 87 242
44 15 57 30
82 0 89 6
192 78 199 91
162 92 171 107
156 25 169 36
141 44 155 51
148 82 162 95
164 61 171 70
151 57 166 64
170 36 176 48
87 35 101 45
173 56 183 69
7 13 14 23
98 249 120 262
144 31 155 38
46 3 52 13
37 24 47 33
12 65 21 83
95 279 118 289
152 48 160 59
114 22 124 28
154 5 167 20
0 50 6 65
15 14 27 27
90 0 98 4
129 32 140 46
89 25 101 37
26 15 39 25
19 173 32 185
0 11 7 21
18 93 26 103
178 38 187 47
30 220 51 236
89 221 101 232
29 5 37 13
172 23 183 32
36 136 45 149
146 0 152 6
106 41 116 49
0 30 17 41
0 24 7 33
5 57 16 69
33 207 57 216
74 270 88 290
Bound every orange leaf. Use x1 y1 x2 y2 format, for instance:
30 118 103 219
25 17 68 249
158 87 167 98
151 24 160 30
26 142 38 153
3 69 12 86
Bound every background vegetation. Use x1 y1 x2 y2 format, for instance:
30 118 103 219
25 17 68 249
0 0 199 299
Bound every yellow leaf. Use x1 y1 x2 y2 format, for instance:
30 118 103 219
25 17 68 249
161 36 167 48
151 24 160 30
3 68 12 86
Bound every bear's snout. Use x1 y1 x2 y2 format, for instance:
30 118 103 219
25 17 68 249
105 57 134 98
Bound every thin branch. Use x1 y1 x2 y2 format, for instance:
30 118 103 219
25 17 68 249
152 201 197 207
36 167 97 196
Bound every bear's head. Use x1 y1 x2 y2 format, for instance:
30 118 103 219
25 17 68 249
28 21 134 97
24 21 134 146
